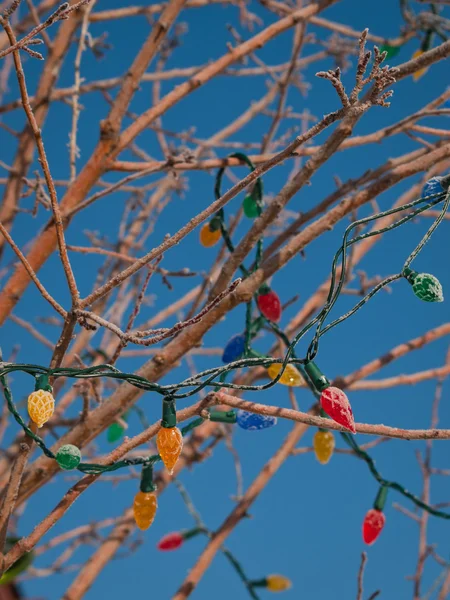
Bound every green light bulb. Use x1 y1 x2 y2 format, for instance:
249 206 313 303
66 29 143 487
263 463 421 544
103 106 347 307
243 193 260 218
0 537 34 584
56 444 82 470
379 44 401 60
107 422 125 443
404 269 444 303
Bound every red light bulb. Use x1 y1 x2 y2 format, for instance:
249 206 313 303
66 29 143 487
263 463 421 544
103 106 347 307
363 509 385 545
320 386 355 433
157 532 184 551
257 289 281 322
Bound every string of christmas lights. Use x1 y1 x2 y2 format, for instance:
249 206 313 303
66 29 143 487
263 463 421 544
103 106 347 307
0 159 449 556
156 478 292 599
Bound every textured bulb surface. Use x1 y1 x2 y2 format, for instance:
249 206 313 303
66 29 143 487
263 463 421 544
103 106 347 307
412 273 444 303
267 363 303 387
363 509 385 545
412 50 428 81
236 409 277 431
157 426 183 474
257 291 282 322
199 223 221 247
133 491 157 531
222 334 246 363
266 574 292 592
313 430 335 465
422 176 444 198
157 532 184 551
320 387 355 433
56 444 81 470
243 194 260 218
28 389 55 428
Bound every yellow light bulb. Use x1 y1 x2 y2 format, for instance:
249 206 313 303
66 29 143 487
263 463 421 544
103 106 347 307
266 574 292 592
156 426 183 474
313 430 335 465
199 223 221 247
267 363 303 387
133 491 157 531
27 389 55 428
412 50 429 81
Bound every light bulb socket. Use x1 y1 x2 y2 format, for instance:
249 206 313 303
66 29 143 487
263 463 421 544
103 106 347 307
257 283 271 296
208 410 237 424
140 462 157 493
420 29 433 53
182 527 205 541
161 396 177 429
304 361 330 392
373 485 388 511
209 214 222 232
403 267 418 284
249 578 268 589
34 373 52 393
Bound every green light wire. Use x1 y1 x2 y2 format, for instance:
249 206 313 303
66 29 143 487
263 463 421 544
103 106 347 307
0 193 450 399
0 375 55 460
0 190 447 400
0 371 207 475
213 152 264 364
174 479 261 599
261 316 450 520
213 152 263 277
306 187 450 361
0 176 448 519
340 432 450 519
69 417 205 475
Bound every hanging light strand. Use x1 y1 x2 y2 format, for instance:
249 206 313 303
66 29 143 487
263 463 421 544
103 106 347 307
0 175 448 523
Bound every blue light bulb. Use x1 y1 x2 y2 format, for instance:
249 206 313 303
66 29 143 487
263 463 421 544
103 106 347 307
222 334 246 363
236 409 277 431
422 176 444 198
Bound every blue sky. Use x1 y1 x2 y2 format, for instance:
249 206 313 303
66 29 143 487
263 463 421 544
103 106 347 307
1 0 449 598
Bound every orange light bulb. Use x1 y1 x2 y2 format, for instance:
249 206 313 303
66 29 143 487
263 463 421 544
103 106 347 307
266 574 292 592
133 491 157 531
156 427 183 474
199 223 221 247
412 50 429 81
